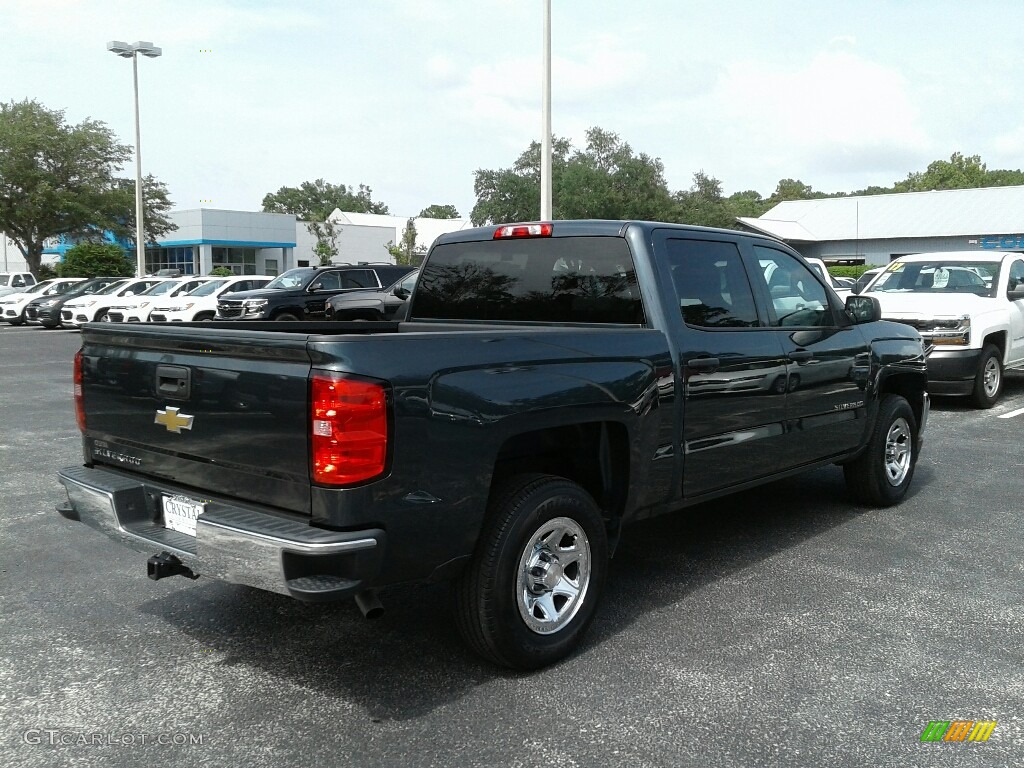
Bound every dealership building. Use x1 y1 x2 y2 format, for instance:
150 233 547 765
28 208 473 276
738 185 1024 266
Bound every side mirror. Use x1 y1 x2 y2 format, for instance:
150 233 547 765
1008 286 1024 301
310 282 324 292
845 295 881 324
393 287 410 300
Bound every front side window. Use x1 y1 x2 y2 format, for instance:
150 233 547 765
753 246 832 327
663 239 759 328
414 237 643 324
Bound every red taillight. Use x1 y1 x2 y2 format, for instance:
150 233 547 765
74 349 86 432
493 222 554 239
310 373 388 486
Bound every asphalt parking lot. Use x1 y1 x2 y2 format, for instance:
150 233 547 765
1 323 1022 767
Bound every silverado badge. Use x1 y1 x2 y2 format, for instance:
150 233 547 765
155 406 194 433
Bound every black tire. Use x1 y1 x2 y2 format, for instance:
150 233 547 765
8 316 24 326
970 344 1003 409
194 312 215 322
274 312 300 321
455 474 608 670
844 394 918 507
95 310 109 322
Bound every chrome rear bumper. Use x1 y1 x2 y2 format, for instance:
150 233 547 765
57 465 385 601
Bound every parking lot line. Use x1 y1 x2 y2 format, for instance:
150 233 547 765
997 407 1024 419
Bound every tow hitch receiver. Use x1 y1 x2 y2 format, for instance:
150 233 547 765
147 552 199 581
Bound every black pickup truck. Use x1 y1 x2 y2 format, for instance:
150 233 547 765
58 221 929 669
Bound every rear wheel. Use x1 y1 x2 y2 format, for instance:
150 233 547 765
970 344 1003 409
274 312 300 321
844 394 917 506
455 474 608 669
8 314 24 326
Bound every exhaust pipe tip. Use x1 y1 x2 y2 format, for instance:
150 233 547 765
354 589 384 619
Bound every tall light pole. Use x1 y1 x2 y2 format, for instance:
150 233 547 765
107 40 162 277
540 0 552 221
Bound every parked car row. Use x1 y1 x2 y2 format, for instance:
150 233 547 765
1 264 420 329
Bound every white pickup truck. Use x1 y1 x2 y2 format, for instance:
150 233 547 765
0 271 37 298
863 251 1024 407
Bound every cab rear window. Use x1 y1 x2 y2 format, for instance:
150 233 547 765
412 237 643 324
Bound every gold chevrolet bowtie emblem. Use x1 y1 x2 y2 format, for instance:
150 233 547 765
155 406 194 434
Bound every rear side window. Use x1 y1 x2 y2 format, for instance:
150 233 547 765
340 269 377 289
662 239 759 327
413 237 643 323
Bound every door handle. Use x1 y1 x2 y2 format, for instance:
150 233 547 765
156 364 191 400
686 357 720 372
788 349 812 362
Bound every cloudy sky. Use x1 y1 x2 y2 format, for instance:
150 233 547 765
3 0 1023 220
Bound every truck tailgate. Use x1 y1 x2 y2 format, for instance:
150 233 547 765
79 324 313 514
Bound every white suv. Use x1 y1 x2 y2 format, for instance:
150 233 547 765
865 251 1024 407
106 276 216 323
148 276 272 322
0 278 84 325
60 278 169 327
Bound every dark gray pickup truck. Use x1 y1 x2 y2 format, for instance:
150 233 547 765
58 220 929 669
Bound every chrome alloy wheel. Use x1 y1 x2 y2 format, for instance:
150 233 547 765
884 417 912 487
516 516 592 635
982 356 1002 398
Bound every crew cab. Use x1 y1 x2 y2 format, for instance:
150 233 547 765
57 221 929 669
863 251 1024 407
215 264 415 321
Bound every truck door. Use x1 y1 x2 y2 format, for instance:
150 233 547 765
653 232 790 498
746 245 871 464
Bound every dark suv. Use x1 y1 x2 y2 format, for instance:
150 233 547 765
25 277 126 328
215 264 415 321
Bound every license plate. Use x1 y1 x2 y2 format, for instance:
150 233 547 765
162 494 205 537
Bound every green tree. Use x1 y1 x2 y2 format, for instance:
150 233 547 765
894 152 986 192
309 220 340 265
261 179 389 219
57 242 134 278
674 171 738 228
388 217 425 266
419 204 461 219
108 174 176 250
727 189 769 218
208 266 233 276
471 128 675 225
768 178 825 203
0 99 176 276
